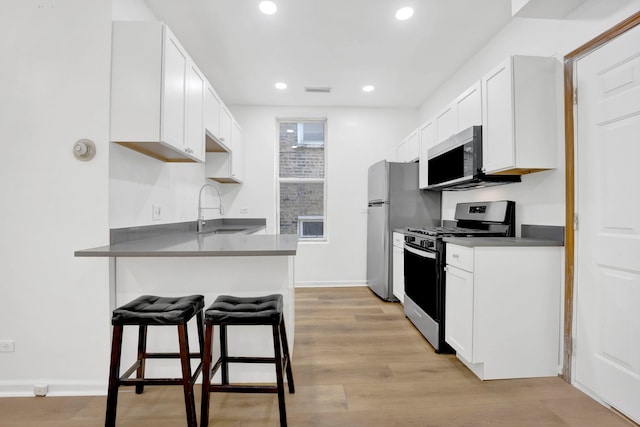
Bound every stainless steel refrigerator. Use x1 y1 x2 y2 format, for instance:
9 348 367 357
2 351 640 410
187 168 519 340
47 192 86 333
366 160 441 301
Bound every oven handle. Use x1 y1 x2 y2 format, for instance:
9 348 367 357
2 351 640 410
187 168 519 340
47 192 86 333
404 244 436 259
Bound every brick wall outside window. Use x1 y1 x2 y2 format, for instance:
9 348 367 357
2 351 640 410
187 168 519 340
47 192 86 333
278 121 325 237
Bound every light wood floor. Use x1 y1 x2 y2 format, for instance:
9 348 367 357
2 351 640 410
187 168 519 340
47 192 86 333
0 287 636 426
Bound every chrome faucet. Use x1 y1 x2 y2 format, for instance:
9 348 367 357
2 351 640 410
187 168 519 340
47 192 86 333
197 184 224 232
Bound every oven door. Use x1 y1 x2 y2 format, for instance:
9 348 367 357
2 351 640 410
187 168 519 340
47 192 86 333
403 244 438 321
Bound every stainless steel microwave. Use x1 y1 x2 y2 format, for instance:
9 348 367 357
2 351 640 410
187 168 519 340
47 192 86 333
426 126 520 191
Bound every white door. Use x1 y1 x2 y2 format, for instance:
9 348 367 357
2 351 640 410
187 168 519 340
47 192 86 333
574 23 640 424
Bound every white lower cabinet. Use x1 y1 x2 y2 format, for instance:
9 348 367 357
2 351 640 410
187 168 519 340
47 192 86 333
445 243 561 380
392 232 405 304
444 262 474 360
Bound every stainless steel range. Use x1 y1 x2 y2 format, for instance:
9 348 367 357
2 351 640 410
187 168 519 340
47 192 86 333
403 200 515 353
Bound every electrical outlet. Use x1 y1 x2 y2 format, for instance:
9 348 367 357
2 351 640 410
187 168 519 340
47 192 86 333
0 340 14 352
34 384 48 396
152 205 162 221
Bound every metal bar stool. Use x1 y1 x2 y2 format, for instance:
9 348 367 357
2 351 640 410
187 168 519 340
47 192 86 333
200 294 295 427
105 294 205 427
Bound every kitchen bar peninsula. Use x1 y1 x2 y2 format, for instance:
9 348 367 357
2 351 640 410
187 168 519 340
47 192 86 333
76 231 297 384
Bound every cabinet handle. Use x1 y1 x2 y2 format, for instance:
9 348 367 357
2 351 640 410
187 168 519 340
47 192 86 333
452 253 460 259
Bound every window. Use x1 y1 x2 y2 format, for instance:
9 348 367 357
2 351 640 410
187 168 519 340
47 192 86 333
278 120 326 240
298 216 324 238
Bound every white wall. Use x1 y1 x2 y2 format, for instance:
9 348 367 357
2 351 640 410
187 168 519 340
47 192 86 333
229 106 417 286
417 0 640 229
0 1 112 395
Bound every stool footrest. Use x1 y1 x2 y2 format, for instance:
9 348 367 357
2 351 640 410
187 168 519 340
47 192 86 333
224 356 277 364
120 377 196 387
209 384 279 394
144 352 202 359
120 361 203 384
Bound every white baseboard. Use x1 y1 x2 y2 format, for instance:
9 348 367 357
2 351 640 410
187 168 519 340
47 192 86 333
295 280 367 288
0 380 107 397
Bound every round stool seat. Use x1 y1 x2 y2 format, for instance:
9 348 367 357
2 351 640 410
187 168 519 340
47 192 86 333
205 294 283 325
112 294 205 325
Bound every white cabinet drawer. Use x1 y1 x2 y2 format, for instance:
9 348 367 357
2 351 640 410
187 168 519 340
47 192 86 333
393 232 405 247
446 244 474 272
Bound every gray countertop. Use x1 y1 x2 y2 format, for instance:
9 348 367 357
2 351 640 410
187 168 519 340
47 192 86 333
75 232 298 257
443 236 564 247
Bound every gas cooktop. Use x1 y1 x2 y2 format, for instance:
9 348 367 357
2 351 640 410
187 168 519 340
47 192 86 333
406 200 516 239
405 226 504 238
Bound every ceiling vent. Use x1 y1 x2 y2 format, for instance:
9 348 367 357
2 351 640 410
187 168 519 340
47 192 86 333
305 87 332 94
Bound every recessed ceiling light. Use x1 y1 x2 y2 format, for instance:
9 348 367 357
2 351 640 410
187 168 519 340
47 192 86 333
286 129 294 133
259 1 277 15
395 7 414 20
275 82 287 90
362 85 375 93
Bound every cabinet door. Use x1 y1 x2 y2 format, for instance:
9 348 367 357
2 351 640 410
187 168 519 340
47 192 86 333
185 61 205 161
161 28 187 150
204 83 221 138
392 245 405 304
445 265 474 361
231 121 244 181
396 138 409 162
482 58 515 173
407 130 419 162
456 81 482 132
435 104 456 144
219 107 232 149
418 120 434 189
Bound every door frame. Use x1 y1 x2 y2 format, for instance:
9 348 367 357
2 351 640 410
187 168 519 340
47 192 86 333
562 10 640 382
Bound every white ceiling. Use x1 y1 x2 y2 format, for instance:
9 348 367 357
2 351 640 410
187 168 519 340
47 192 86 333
144 0 514 108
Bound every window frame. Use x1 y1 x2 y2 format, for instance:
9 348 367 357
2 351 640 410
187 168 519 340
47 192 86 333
276 118 328 242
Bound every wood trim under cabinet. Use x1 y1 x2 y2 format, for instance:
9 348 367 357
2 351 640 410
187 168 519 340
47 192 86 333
562 10 640 383
115 141 199 163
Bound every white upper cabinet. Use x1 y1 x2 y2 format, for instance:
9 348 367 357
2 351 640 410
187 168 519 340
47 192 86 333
435 104 456 144
110 22 204 162
481 55 558 174
418 120 435 189
455 81 482 132
395 138 409 162
205 119 245 184
219 106 233 149
161 29 187 152
185 62 205 161
407 130 419 162
204 83 222 148
433 81 482 145
231 121 245 182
